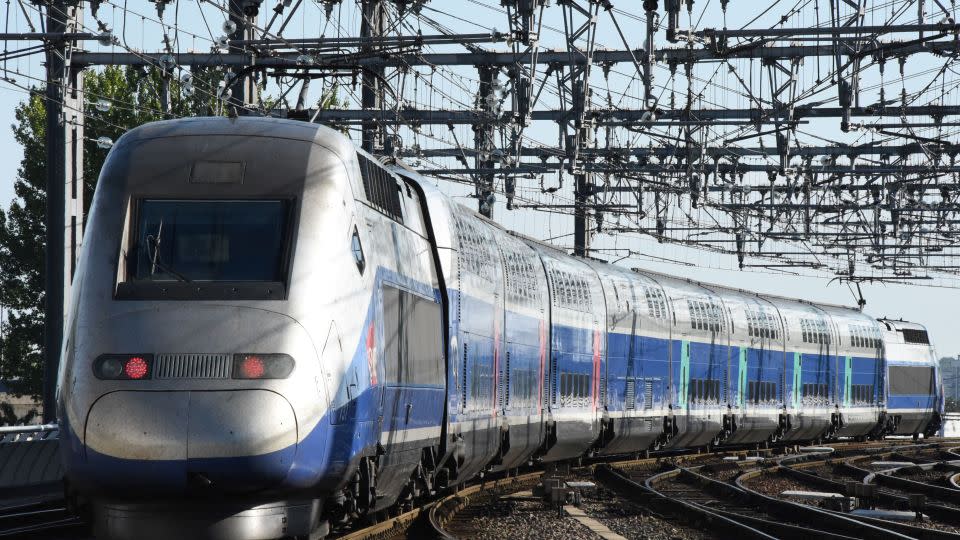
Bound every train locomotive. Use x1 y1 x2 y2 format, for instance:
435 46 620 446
57 117 943 539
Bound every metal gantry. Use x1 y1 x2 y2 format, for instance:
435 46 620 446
8 0 960 417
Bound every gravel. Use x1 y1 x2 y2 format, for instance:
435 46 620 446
456 498 596 540
579 488 714 540
453 482 717 539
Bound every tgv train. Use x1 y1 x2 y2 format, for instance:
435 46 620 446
57 117 943 540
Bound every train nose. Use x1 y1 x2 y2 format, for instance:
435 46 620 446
83 389 297 493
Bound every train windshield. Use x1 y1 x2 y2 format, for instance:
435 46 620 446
131 199 289 282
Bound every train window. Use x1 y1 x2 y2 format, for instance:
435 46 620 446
470 353 494 410
889 366 934 395
382 286 444 387
383 287 401 382
852 384 873 403
561 372 590 405
351 227 365 274
129 199 289 284
643 286 667 320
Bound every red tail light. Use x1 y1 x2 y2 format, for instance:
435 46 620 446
93 354 153 380
124 357 149 379
240 356 265 379
232 354 294 379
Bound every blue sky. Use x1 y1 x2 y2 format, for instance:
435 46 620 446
0 0 957 356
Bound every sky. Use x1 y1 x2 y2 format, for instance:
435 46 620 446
0 0 957 356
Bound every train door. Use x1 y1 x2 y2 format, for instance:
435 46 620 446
381 285 407 448
721 302 734 408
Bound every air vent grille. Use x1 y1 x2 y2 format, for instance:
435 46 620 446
901 329 930 345
155 353 231 379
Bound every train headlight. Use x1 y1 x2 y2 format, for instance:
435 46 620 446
232 354 294 379
93 354 153 380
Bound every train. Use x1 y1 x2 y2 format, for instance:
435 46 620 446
57 117 943 540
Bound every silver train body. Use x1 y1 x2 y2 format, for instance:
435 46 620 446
58 117 943 539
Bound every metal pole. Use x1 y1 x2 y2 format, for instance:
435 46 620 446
475 65 496 218
360 0 385 153
573 172 589 257
42 0 68 423
227 0 257 108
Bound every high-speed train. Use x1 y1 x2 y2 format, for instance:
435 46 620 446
57 117 943 539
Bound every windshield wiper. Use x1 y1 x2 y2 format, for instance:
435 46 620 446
145 227 191 283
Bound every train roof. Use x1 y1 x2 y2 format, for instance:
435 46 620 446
117 116 354 156
634 265 863 313
406 170 869 317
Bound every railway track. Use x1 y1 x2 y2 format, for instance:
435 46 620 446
738 444 960 539
3 439 956 539
0 495 85 539
404 440 960 540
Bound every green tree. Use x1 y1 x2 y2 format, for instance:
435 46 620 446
0 66 223 420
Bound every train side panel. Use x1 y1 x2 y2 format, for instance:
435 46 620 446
642 276 728 448
589 265 669 455
820 307 885 438
881 320 941 436
490 231 549 470
528 244 605 461
712 292 782 445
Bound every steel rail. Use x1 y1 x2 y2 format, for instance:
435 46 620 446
0 424 58 435
597 463 778 540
